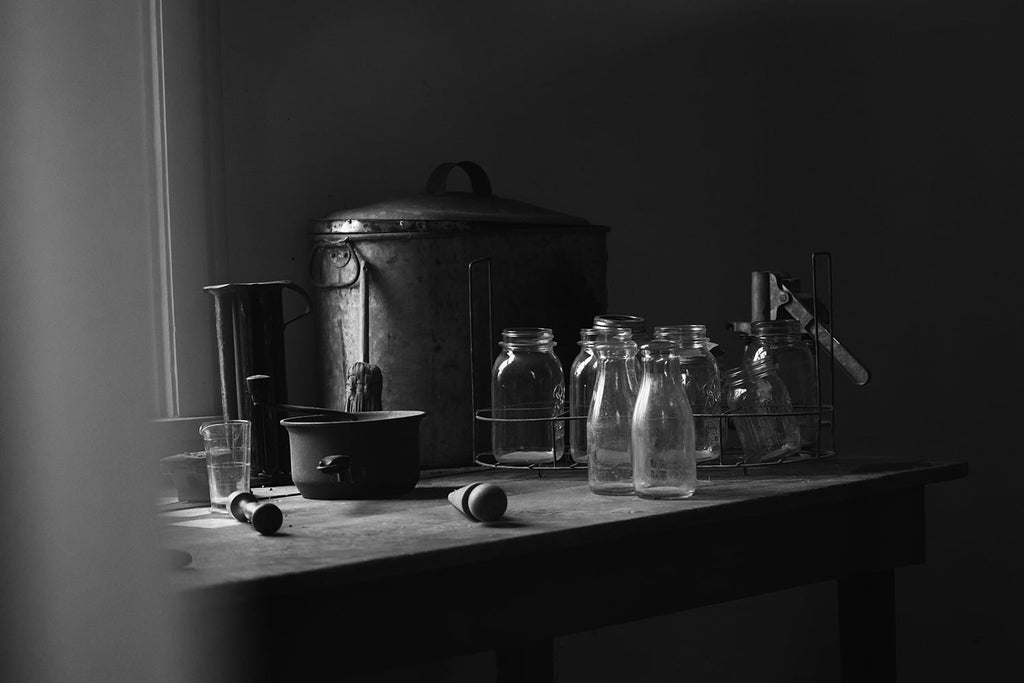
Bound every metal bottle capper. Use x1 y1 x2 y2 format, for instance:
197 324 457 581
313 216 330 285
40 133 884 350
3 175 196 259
310 161 609 468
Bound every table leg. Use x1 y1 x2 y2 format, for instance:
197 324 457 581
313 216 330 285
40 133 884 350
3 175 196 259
495 639 555 683
837 569 896 683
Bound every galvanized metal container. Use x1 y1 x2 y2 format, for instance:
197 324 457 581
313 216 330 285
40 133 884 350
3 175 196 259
310 161 608 468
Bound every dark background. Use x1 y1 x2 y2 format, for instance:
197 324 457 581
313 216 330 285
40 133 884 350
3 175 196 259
206 1 1020 680
1 1 1018 681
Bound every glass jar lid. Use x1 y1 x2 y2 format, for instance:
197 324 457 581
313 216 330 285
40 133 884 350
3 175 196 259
654 324 707 340
751 319 802 338
500 327 555 348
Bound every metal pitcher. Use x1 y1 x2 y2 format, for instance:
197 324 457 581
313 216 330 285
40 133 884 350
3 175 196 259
204 280 312 485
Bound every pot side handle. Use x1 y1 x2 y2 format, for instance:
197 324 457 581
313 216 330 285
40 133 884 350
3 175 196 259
316 454 352 483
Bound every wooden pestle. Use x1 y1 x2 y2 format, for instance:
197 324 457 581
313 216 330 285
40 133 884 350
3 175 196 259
448 482 507 522
227 491 283 535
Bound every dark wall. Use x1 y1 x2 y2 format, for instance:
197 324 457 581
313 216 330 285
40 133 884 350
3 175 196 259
216 1 1021 679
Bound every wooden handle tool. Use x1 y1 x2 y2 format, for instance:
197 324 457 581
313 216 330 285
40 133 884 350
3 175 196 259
227 491 283 535
448 482 507 522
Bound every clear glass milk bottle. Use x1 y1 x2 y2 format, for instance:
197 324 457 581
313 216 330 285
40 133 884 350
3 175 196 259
593 314 649 344
569 327 632 464
595 314 647 379
654 324 722 463
491 327 565 464
743 319 818 450
587 337 639 495
723 360 801 464
632 341 697 499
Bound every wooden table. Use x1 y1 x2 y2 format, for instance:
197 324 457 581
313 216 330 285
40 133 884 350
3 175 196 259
161 457 966 682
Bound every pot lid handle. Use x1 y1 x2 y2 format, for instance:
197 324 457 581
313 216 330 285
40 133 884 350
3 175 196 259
425 160 492 198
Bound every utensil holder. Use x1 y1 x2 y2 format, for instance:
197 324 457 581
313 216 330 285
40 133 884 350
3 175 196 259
468 253 840 475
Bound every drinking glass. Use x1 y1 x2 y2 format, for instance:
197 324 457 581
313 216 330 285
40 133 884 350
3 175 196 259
199 420 252 513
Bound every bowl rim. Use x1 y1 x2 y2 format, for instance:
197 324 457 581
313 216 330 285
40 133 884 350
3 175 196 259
280 410 426 427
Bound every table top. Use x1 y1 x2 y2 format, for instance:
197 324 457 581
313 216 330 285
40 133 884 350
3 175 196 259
160 456 967 602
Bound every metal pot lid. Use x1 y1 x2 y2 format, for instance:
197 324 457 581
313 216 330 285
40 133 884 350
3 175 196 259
313 161 600 234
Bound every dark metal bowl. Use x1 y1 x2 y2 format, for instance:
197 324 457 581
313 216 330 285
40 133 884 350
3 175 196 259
281 411 426 500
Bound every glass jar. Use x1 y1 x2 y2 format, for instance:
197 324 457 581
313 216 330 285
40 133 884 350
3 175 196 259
490 327 565 464
654 324 722 463
632 340 697 499
587 337 639 495
723 361 801 464
569 327 633 464
595 314 647 379
743 319 818 450
593 314 649 344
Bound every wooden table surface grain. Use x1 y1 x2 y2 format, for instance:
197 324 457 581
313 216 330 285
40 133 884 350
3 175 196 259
160 456 967 682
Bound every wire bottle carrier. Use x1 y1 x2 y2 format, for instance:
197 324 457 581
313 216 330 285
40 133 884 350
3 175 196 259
469 252 842 475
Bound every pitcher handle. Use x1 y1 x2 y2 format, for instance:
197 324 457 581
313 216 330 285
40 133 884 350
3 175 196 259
282 282 313 328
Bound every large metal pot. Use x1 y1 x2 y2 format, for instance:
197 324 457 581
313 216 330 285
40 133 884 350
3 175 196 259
310 161 608 467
